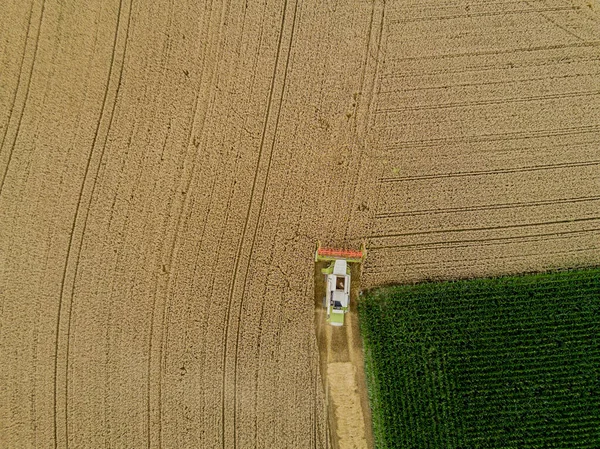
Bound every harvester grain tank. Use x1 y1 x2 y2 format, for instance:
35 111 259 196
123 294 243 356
315 241 365 326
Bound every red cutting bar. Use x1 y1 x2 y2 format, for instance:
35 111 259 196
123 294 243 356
317 248 363 258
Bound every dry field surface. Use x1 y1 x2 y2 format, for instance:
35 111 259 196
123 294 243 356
1 0 599 448
366 0 600 286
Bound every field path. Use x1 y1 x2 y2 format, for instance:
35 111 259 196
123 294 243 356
1 0 599 448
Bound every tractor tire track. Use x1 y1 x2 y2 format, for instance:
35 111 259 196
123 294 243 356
365 245 600 274
380 54 600 81
155 10 227 445
232 0 299 446
379 71 600 95
375 195 600 219
220 0 292 446
368 227 600 252
352 0 377 138
385 41 600 63
0 0 46 197
387 6 580 24
343 0 386 241
375 89 600 114
380 123 600 150
367 216 600 240
524 0 586 43
0 0 36 151
377 160 600 184
147 0 230 446
53 0 133 446
136 2 179 447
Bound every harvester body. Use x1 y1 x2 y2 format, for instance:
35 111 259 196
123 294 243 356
315 242 365 326
323 260 350 326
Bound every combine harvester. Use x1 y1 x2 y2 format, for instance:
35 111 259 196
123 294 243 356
315 241 365 326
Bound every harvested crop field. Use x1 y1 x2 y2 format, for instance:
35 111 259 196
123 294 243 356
1 0 599 448
359 268 600 448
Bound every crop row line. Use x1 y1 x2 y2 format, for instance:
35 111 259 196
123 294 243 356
384 304 600 320
387 6 579 24
367 226 600 252
387 332 598 353
377 162 600 184
367 216 600 240
456 360 600 380
376 135 599 162
375 197 600 219
380 123 600 150
384 41 600 63
380 57 600 83
385 0 549 13
375 89 600 114
380 71 600 96
462 412 599 430
381 293 600 314
364 245 599 272
391 311 600 328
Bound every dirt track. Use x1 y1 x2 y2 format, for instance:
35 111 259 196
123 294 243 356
1 0 599 447
314 262 372 449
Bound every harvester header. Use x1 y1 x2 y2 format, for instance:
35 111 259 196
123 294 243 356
314 241 366 264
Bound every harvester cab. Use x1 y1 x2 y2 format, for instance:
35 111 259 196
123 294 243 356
315 241 365 326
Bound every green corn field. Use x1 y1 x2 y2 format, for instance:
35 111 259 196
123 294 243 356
359 267 600 449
